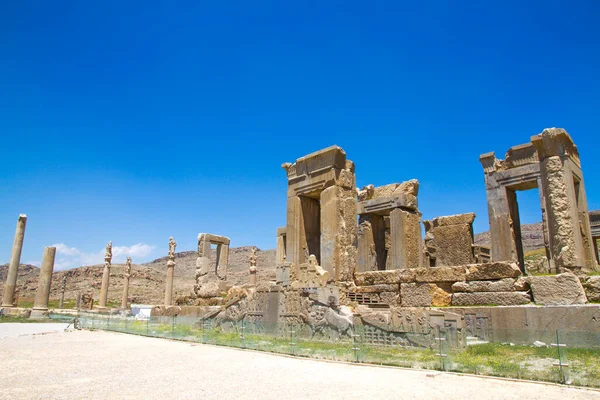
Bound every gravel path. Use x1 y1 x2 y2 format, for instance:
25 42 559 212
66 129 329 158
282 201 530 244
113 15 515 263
0 323 69 338
0 328 598 400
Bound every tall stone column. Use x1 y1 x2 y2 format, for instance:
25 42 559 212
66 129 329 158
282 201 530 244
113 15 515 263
121 257 132 309
30 246 56 319
390 208 423 269
2 214 27 307
164 237 176 306
98 241 112 309
59 276 67 309
249 247 258 286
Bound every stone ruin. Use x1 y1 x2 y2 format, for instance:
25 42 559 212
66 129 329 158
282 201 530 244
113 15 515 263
3 127 600 347
151 130 600 348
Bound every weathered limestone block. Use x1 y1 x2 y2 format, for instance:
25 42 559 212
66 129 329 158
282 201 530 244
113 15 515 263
451 291 531 306
414 266 467 283
380 291 401 306
390 208 422 269
357 220 376 273
401 283 452 307
423 213 475 267
320 185 357 282
452 278 516 293
528 273 587 305
352 284 398 293
354 270 400 286
583 276 600 302
465 262 522 281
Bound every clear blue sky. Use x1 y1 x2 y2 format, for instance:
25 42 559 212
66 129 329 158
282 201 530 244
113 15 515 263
1 1 599 269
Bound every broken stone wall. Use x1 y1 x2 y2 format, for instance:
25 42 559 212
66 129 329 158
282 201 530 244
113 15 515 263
423 213 476 268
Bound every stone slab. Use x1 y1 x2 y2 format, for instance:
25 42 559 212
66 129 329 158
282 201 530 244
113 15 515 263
451 291 531 306
401 283 451 307
413 266 467 282
528 273 588 305
465 262 522 281
451 278 517 293
354 270 400 285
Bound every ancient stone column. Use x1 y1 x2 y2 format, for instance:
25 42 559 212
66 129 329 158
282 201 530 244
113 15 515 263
164 237 176 306
59 276 67 309
76 292 81 310
249 247 258 286
30 246 56 319
98 241 112 309
2 214 27 307
121 257 132 309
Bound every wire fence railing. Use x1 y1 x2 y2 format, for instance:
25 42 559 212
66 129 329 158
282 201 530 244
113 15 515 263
61 311 600 388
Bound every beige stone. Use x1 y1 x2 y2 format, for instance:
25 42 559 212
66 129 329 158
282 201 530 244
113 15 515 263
583 276 600 302
1 214 27 307
423 213 475 267
121 257 132 309
351 284 398 293
466 262 521 281
98 241 112 309
452 278 516 293
354 270 400 286
451 291 531 306
414 266 467 283
30 246 56 319
390 209 422 269
401 283 451 307
528 273 587 305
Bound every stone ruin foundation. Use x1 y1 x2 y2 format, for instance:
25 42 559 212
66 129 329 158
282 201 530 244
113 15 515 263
44 127 593 347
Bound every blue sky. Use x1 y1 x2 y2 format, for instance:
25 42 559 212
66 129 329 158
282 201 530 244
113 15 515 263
1 1 599 269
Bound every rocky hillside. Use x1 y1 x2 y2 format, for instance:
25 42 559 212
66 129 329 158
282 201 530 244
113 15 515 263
475 222 544 252
0 246 277 306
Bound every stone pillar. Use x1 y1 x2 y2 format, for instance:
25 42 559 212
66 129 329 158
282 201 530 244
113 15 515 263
249 247 257 286
59 276 67 309
357 219 375 273
276 227 287 263
121 257 132 309
320 186 357 281
532 128 597 272
76 292 81 310
98 241 112 309
217 243 229 279
2 214 27 307
390 208 423 269
30 246 56 319
286 196 305 266
165 237 177 306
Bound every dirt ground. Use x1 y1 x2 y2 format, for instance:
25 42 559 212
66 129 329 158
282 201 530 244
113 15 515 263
0 325 598 400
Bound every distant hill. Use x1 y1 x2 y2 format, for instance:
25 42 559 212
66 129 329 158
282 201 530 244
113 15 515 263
1 223 547 306
0 246 277 306
475 222 544 252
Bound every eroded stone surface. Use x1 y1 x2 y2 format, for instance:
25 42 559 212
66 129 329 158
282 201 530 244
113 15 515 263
401 283 451 307
528 273 587 305
583 276 600 303
452 278 516 293
451 291 531 306
466 262 521 281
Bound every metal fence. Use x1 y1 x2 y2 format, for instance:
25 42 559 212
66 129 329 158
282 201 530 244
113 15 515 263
59 312 600 388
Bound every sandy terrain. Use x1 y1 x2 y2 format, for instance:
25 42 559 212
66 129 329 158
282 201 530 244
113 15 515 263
0 325 598 400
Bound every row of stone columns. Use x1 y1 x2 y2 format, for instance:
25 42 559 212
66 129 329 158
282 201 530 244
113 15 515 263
1 215 179 312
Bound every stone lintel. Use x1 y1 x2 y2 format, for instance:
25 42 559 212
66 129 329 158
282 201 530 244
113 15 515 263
276 226 287 236
531 127 580 166
197 233 230 245
479 152 497 174
357 195 418 215
423 212 475 229
285 145 347 180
